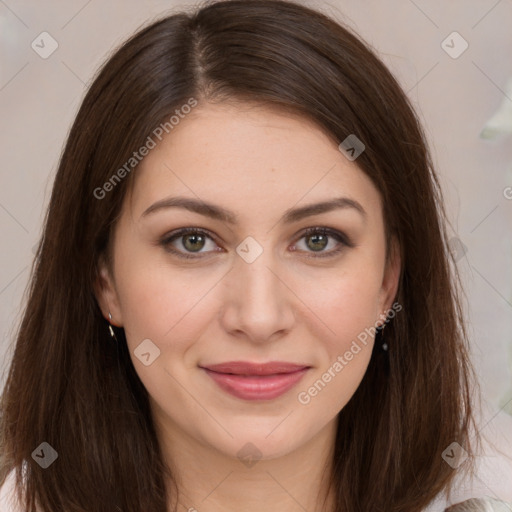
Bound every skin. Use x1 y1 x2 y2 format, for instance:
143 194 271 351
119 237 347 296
94 101 401 512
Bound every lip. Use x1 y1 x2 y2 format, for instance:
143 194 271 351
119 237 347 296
200 361 311 401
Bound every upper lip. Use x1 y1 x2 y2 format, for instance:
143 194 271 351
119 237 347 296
200 361 310 376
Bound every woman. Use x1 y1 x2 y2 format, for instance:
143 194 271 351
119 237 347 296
0 0 509 510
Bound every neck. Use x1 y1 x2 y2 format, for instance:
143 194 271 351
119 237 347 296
155 413 338 512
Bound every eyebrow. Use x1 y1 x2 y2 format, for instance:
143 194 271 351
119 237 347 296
141 195 367 224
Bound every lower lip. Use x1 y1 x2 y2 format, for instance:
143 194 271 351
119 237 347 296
202 368 309 401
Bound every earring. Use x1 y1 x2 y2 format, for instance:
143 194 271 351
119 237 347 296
377 319 388 351
108 312 117 341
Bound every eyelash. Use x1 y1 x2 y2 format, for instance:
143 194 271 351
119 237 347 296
159 226 354 260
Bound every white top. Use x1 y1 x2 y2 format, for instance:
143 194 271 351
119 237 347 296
1 466 510 511
0 471 20 512
0 469 511 511
2 413 511 511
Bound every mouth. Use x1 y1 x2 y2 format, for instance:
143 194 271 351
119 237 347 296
199 361 311 401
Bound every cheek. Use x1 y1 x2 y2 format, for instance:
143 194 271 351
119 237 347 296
114 261 215 407
113 247 221 358
295 271 380 422
304 264 383 352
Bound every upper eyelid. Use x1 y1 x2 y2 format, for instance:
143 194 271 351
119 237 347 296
161 226 349 253
162 226 344 242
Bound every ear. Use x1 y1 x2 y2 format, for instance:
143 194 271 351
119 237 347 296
377 234 401 319
93 253 123 327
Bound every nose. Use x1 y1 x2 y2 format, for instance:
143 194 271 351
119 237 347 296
219 245 296 344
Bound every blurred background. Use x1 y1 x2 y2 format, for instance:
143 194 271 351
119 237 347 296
1 0 511 501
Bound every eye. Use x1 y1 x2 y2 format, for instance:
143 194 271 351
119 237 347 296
159 226 353 260
159 228 221 259
291 227 353 258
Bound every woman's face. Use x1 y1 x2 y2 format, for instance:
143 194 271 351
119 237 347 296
95 102 400 461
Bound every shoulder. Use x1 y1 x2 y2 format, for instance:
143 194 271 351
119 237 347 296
425 411 512 511
0 469 24 512
443 498 512 511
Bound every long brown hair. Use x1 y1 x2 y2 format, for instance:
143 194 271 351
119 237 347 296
0 1 478 510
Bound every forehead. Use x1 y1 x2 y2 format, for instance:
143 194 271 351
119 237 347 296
126 102 382 223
